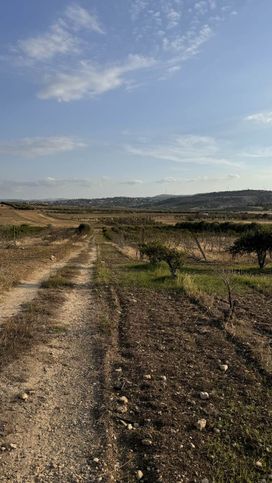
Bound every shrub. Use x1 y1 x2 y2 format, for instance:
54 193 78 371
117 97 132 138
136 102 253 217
139 243 184 277
76 223 91 235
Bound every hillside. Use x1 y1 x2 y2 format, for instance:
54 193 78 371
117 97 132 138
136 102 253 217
19 190 272 212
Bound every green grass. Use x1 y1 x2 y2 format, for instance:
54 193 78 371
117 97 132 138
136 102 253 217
96 240 272 300
206 397 272 482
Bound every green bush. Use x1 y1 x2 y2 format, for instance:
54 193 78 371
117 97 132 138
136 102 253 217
139 243 184 277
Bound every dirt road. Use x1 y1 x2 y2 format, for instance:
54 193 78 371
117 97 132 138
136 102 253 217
0 243 86 325
0 242 110 482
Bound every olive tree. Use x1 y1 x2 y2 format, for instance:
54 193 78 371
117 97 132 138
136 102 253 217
230 230 272 269
139 243 184 278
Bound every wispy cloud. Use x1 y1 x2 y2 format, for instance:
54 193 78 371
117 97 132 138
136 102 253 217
244 111 272 125
14 4 103 62
38 55 155 102
0 136 86 157
156 177 178 183
119 179 144 185
8 1 240 102
126 135 238 166
241 147 272 158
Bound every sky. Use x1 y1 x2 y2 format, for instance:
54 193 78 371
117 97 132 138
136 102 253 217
1 0 272 199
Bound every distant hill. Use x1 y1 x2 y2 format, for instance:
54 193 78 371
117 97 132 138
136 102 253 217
4 190 272 212
48 190 272 212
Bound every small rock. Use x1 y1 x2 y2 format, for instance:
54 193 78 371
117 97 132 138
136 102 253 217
214 428 221 434
50 255 56 261
127 424 133 430
200 392 209 400
136 470 144 480
93 457 99 464
196 419 207 431
255 460 263 468
119 396 129 405
219 364 228 372
18 392 29 401
115 368 122 373
120 420 128 427
142 438 153 446
161 375 167 382
9 443 17 450
116 405 128 414
144 374 152 380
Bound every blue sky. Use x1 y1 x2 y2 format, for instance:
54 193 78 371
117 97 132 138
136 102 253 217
1 0 272 199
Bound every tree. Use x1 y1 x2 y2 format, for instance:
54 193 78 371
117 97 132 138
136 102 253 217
139 243 184 278
230 230 272 269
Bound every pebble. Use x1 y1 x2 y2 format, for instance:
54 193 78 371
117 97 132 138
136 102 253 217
196 419 207 431
142 438 153 446
219 364 228 372
93 457 99 464
161 376 167 382
255 460 263 468
200 392 209 400
144 374 152 380
127 424 133 430
136 470 144 480
119 396 129 405
116 405 128 414
19 392 29 402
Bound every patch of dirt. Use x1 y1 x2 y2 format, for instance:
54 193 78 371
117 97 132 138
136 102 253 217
101 286 271 482
0 243 114 482
0 242 85 324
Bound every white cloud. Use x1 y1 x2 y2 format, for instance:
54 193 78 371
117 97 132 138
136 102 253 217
125 135 238 166
0 136 86 157
38 55 156 102
186 174 240 182
156 177 178 183
15 4 103 62
17 24 80 62
65 4 104 34
163 24 213 59
244 112 272 125
241 147 272 158
9 1 241 102
120 179 144 185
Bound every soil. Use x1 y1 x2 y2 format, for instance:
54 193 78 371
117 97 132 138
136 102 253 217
101 285 272 482
0 237 271 482
0 242 113 482
0 242 85 324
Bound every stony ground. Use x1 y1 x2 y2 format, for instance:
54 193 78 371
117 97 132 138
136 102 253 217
0 237 271 482
0 242 114 482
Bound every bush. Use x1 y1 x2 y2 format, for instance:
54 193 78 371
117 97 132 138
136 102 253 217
139 243 184 277
230 229 272 269
76 223 91 235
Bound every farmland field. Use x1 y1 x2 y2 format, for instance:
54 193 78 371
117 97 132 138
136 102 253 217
0 205 271 482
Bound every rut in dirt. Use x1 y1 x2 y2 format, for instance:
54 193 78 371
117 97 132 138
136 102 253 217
0 242 111 483
0 241 86 325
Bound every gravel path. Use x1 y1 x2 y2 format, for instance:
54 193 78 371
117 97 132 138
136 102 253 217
0 242 85 325
0 243 108 482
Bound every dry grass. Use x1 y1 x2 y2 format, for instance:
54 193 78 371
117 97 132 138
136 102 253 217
0 247 90 369
0 239 75 295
